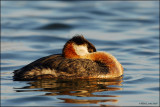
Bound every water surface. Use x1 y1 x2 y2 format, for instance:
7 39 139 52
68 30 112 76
1 1 159 106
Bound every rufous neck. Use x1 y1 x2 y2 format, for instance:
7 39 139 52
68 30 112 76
63 42 80 58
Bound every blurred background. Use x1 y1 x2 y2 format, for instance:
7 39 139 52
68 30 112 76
1 1 159 106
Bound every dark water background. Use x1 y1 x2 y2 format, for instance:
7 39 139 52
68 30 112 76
1 1 159 106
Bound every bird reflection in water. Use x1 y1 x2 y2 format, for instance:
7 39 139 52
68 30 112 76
14 77 123 106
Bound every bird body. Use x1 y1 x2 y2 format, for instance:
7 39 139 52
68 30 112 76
13 35 123 80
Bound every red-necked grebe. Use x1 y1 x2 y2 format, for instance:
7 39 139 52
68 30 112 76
13 35 123 80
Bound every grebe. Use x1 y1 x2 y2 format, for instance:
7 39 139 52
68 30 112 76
13 35 123 80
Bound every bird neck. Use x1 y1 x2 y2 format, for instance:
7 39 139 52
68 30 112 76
63 42 80 58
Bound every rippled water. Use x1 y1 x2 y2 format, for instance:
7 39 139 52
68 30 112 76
1 1 159 106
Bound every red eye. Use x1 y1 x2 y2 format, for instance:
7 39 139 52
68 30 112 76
88 49 93 53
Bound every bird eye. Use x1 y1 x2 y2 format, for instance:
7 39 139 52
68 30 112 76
88 49 93 53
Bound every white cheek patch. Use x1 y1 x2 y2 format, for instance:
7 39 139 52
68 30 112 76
73 44 89 56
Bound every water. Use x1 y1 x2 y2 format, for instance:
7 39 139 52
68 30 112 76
1 1 159 106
